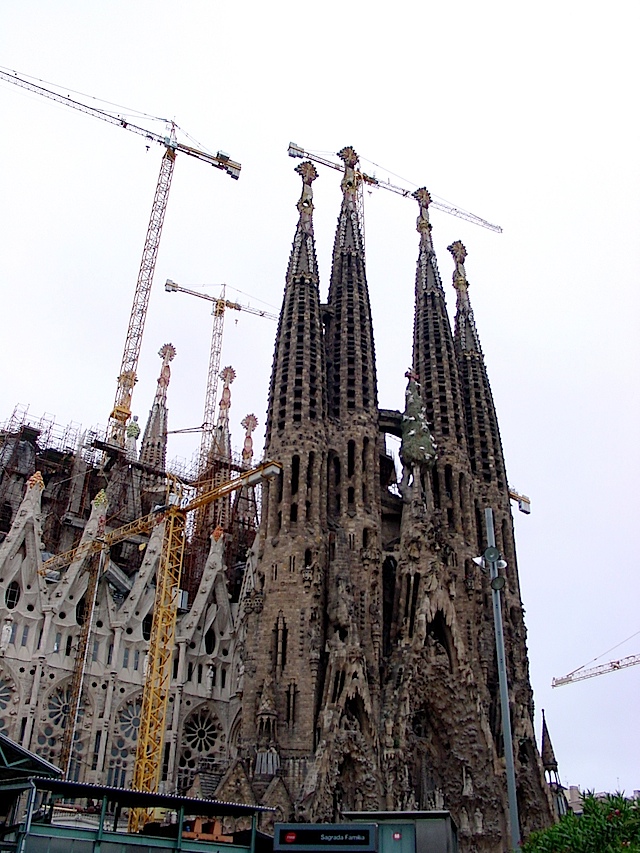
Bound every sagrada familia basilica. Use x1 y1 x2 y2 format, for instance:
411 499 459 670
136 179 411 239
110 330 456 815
0 148 558 850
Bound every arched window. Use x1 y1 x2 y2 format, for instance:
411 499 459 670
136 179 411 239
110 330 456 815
5 582 20 610
142 612 153 641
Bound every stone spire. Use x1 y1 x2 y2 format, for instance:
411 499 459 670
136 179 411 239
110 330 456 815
243 162 329 764
325 146 376 421
285 161 320 280
540 709 559 774
265 161 325 445
411 191 466 454
541 709 568 817
449 243 506 490
449 241 482 355
240 413 258 469
139 344 175 471
212 365 235 462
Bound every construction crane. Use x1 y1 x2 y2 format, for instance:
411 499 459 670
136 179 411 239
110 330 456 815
165 280 278 475
129 458 281 831
39 460 280 799
40 510 159 577
552 653 640 688
0 68 241 448
45 506 165 775
288 142 503 234
508 488 531 515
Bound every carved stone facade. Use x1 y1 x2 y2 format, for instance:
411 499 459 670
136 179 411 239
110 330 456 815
0 152 553 851
241 156 554 849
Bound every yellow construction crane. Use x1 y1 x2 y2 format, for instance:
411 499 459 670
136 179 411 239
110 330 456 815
38 461 280 802
552 653 640 688
287 142 503 235
45 505 164 777
165 280 278 476
129 459 281 831
0 68 241 448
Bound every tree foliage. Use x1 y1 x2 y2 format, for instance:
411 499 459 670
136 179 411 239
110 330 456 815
522 793 640 853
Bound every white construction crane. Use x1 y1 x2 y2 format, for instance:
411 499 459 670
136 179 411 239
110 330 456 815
288 142 503 234
165 280 277 474
552 653 640 688
0 68 241 448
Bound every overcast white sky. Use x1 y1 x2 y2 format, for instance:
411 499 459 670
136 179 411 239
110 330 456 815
1 1 638 796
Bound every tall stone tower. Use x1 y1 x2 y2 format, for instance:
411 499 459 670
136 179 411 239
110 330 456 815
241 155 554 849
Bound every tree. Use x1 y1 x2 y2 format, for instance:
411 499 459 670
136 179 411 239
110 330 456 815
522 793 640 852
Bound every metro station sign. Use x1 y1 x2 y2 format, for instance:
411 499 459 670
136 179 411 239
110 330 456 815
274 824 378 853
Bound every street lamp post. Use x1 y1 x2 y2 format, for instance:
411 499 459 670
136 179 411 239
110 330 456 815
483 507 521 851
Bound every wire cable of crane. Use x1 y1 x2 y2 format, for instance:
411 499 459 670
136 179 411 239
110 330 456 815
301 145 501 231
0 64 169 125
564 629 640 678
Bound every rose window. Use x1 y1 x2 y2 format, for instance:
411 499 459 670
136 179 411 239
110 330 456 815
35 683 86 778
177 705 223 792
107 697 141 788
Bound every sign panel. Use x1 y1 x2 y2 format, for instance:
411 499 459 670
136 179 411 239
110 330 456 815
274 823 378 853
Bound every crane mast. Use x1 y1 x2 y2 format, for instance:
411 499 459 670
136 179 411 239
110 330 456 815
0 68 241 447
108 141 176 445
128 460 282 831
164 279 277 476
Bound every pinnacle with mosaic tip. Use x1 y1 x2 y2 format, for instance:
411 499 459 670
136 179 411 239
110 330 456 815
295 162 317 234
295 161 318 186
338 146 360 201
337 146 359 168
448 241 469 291
448 240 467 264
413 187 433 239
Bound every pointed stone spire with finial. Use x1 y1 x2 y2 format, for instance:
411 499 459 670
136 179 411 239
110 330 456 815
449 240 482 355
285 161 319 282
541 709 559 777
140 343 176 471
449 243 507 489
411 189 467 452
541 709 568 816
241 413 258 469
211 365 236 462
326 146 376 420
266 161 325 445
333 146 364 254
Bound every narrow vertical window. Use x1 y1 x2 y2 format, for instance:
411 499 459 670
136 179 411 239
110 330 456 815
123 647 129 668
20 625 29 647
91 732 102 770
291 456 300 495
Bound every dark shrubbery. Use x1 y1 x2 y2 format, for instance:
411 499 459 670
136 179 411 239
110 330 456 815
522 793 640 853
